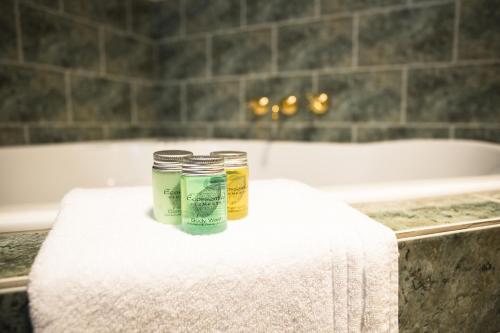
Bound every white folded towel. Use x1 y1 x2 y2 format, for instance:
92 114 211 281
28 179 398 333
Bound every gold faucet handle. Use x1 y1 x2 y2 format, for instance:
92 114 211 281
308 93 329 115
249 96 270 116
280 95 298 116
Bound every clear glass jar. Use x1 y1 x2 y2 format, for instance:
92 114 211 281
152 150 193 224
211 151 248 220
181 156 227 235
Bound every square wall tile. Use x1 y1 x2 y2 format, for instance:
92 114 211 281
455 128 500 143
21 5 99 70
318 71 401 122
357 126 449 142
29 126 103 143
359 4 454 65
459 0 500 60
212 29 271 75
407 65 500 123
105 33 154 78
246 0 314 24
0 0 17 61
0 127 25 146
321 0 403 14
185 0 240 34
186 81 240 122
71 75 131 122
63 0 127 30
245 76 313 122
278 18 352 71
0 65 66 122
131 0 181 39
158 38 207 79
136 84 181 122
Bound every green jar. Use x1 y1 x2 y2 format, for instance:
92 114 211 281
181 156 227 235
152 150 193 225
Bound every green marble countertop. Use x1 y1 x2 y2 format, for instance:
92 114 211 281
353 190 500 232
0 231 47 281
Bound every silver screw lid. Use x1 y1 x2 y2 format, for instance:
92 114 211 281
182 155 225 175
153 150 193 171
210 151 247 167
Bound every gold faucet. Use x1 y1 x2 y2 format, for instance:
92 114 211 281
280 95 298 116
308 93 329 115
249 96 270 116
250 93 328 120
250 95 298 121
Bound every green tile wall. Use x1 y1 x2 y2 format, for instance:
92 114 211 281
358 5 454 65
0 0 499 146
21 4 100 70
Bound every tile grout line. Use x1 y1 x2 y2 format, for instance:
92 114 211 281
130 83 138 124
239 78 246 124
20 0 154 43
179 0 186 36
180 82 187 123
152 43 159 78
64 71 73 123
312 71 319 92
351 14 359 68
3 57 500 87
271 24 278 74
473 194 500 204
102 125 110 139
159 0 454 43
125 0 133 33
452 0 461 63
152 58 500 85
351 125 358 142
400 67 408 124
240 0 247 27
314 0 321 17
98 27 107 74
14 0 24 62
23 125 30 144
206 35 213 78
0 59 165 86
7 120 499 128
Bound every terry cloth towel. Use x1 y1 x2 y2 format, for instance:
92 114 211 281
29 179 398 333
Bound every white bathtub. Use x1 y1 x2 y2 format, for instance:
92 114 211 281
1 139 500 232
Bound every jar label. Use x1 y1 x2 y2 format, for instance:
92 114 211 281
182 175 227 227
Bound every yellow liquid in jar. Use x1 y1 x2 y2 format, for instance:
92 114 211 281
225 166 248 220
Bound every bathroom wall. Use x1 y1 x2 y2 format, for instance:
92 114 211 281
0 0 499 145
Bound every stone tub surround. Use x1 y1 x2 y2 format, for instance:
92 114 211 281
1 190 500 331
397 225 500 332
353 191 500 233
1 0 500 147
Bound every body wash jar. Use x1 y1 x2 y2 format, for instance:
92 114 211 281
181 156 227 235
211 151 248 220
152 150 193 224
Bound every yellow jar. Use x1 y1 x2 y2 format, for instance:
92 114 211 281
210 151 248 220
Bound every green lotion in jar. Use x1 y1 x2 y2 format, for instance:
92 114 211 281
181 156 227 235
152 150 193 224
